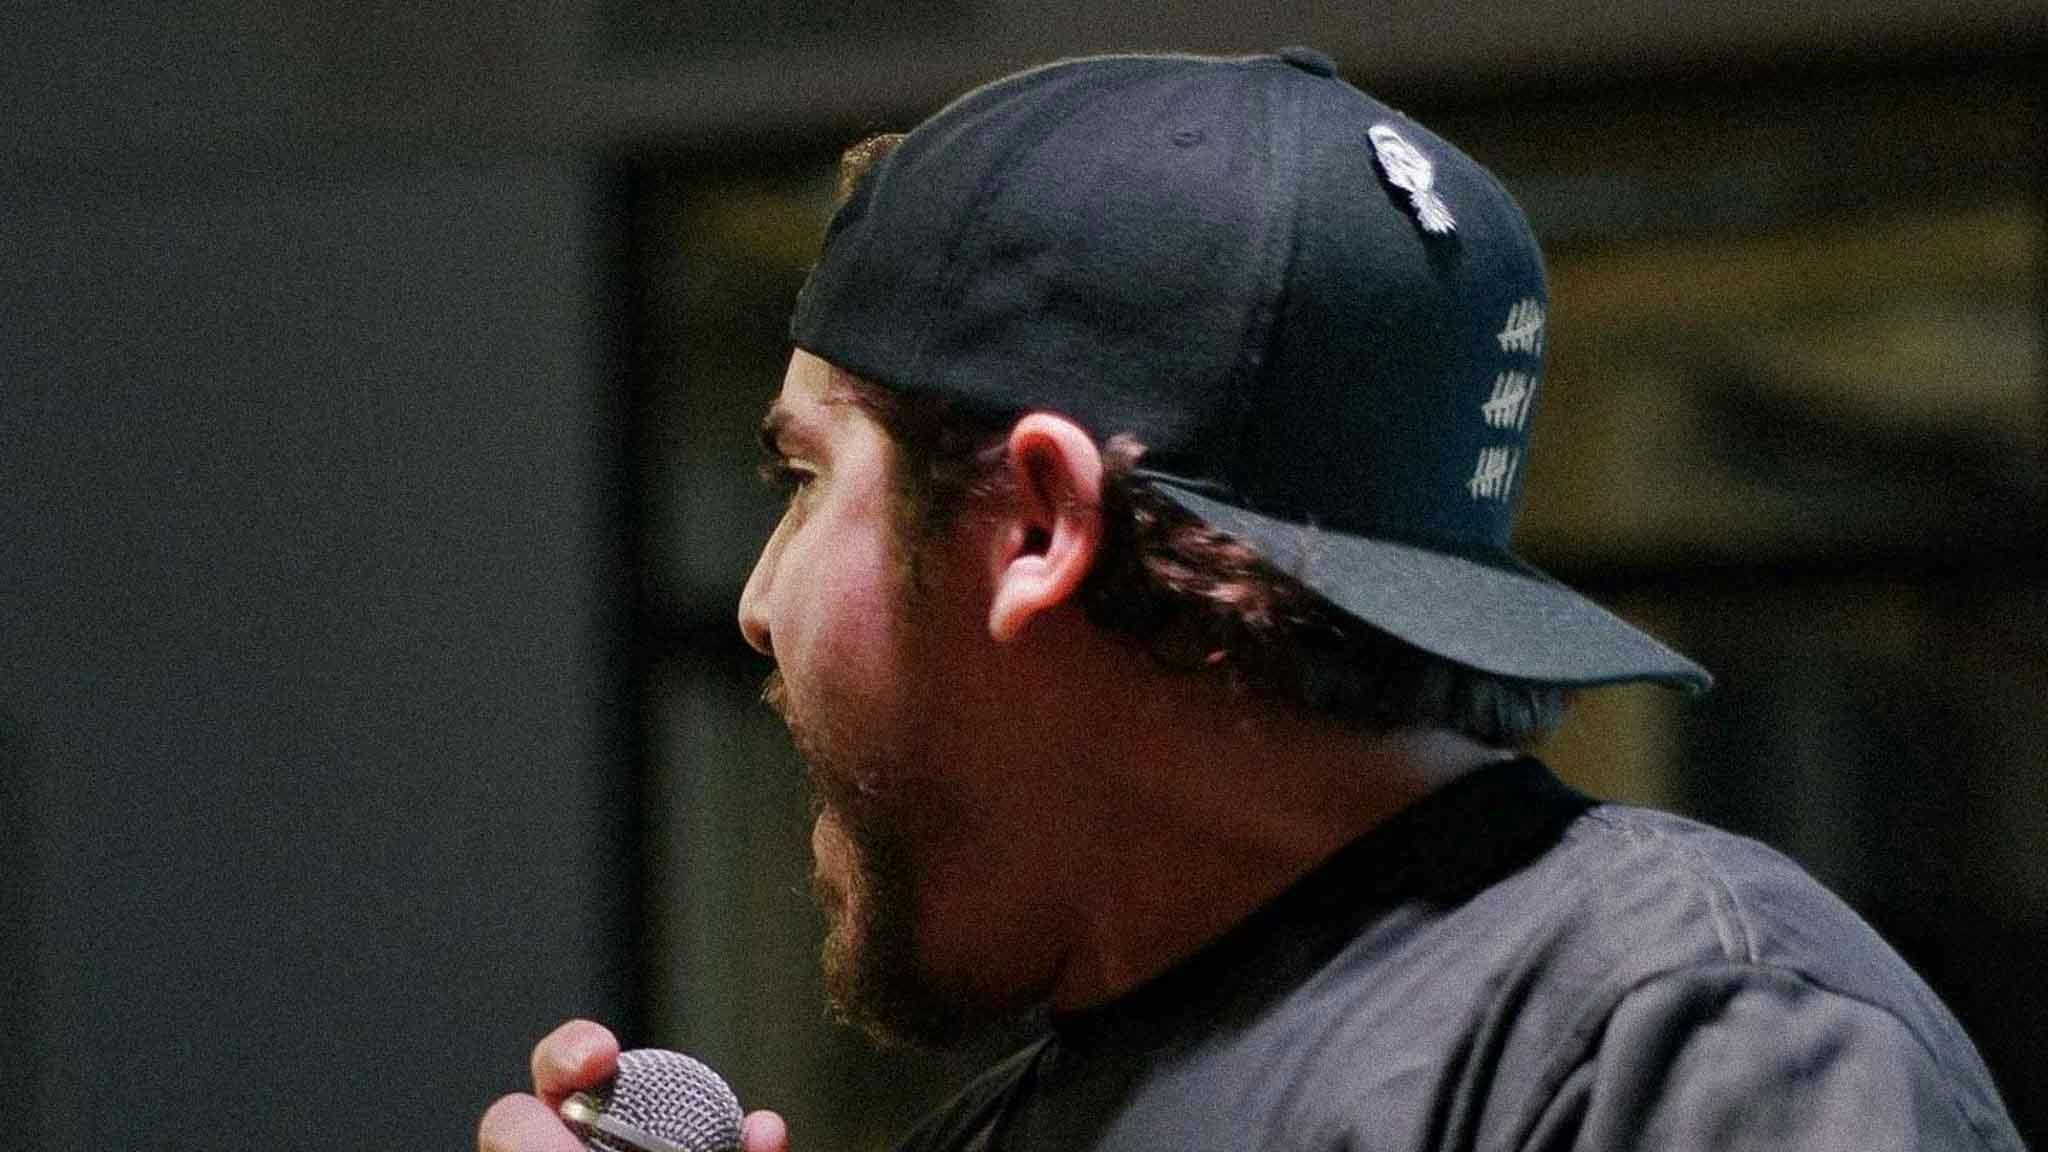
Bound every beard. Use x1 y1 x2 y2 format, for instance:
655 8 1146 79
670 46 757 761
762 668 986 1050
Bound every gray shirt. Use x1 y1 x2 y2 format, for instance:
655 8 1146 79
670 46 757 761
896 759 2024 1152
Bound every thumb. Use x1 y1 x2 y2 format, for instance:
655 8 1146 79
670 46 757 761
741 1110 789 1152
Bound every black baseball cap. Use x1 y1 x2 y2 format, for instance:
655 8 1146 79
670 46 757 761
791 48 1709 690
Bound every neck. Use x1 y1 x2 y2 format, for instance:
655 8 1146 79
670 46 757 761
903 614 1518 1025
1035 659 1514 1013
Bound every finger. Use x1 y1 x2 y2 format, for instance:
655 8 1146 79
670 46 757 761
530 1018 620 1106
742 1110 790 1152
479 1093 586 1152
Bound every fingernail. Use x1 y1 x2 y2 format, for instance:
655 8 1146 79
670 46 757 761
558 1041 593 1076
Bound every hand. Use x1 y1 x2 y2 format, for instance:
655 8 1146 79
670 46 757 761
479 1019 790 1152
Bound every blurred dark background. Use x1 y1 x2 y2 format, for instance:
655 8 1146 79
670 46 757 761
2 4 2044 1149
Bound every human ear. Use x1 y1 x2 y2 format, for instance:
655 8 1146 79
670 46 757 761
987 413 1104 643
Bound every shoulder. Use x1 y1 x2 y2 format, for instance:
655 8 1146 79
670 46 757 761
1489 804 2022 1150
1518 959 2023 1151
1539 802 1877 968
1547 802 1955 1016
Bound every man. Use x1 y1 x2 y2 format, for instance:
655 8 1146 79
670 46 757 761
482 49 2025 1152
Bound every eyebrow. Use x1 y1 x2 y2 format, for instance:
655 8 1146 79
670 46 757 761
757 402 797 459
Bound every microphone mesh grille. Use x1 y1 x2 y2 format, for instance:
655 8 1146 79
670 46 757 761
585 1048 743 1152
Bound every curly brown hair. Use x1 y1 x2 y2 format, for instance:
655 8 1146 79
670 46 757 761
822 136 1568 748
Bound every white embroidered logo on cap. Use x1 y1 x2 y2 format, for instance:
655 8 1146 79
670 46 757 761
1480 371 1536 431
1368 124 1455 235
1497 298 1545 355
1467 446 1520 501
1469 299 1545 503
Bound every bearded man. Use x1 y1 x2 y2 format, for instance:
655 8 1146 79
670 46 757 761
481 48 2025 1152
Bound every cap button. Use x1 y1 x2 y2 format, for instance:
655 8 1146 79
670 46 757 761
1276 46 1337 78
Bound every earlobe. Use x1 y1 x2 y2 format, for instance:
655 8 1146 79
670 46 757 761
987 415 1105 643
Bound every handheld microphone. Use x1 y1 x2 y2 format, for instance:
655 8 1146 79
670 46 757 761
559 1048 744 1152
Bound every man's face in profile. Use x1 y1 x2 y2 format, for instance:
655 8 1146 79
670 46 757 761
739 350 983 1047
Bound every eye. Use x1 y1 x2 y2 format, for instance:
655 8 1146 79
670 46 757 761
758 459 817 506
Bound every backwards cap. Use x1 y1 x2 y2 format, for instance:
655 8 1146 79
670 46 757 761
792 47 1709 690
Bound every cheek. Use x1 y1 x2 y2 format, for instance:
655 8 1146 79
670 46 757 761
773 526 925 734
792 519 909 658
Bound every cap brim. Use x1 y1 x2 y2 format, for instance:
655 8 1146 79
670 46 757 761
1151 483 1712 691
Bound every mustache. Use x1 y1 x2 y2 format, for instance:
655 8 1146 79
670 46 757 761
761 668 791 721
762 668 881 820
761 668 827 812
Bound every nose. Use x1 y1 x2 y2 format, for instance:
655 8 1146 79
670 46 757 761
737 539 774 656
